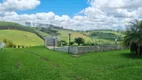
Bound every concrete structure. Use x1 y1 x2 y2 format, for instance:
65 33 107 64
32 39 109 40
0 42 5 49
44 36 58 47
49 45 123 54
44 36 123 54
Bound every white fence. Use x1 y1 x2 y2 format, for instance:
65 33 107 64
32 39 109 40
49 45 123 54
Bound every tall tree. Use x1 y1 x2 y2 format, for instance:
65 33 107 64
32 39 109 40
123 20 142 55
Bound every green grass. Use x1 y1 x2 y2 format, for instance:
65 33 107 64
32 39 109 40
0 47 142 80
0 30 44 46
35 30 49 37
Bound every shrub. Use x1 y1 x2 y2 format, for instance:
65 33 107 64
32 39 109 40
8 41 14 48
3 39 8 43
13 45 17 48
3 39 15 48
70 42 74 46
74 37 85 46
21 45 25 48
18 45 21 48
58 40 67 46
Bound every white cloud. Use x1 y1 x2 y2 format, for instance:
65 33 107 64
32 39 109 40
0 0 40 11
0 0 142 30
90 0 142 9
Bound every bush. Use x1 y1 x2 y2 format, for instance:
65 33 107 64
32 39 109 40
74 37 85 46
8 41 14 48
18 45 21 48
3 39 15 48
70 42 74 46
21 45 25 48
13 45 17 48
58 40 67 46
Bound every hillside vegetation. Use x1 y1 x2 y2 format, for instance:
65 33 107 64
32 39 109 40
55 29 125 45
0 21 45 40
82 30 125 44
0 21 125 45
0 30 43 46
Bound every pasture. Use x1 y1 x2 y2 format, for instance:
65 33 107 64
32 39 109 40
0 47 142 80
0 30 43 46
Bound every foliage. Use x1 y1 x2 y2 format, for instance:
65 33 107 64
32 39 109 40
69 42 74 46
90 31 121 41
0 30 43 46
3 39 14 48
123 20 142 55
82 41 95 46
40 27 60 36
130 42 138 54
13 45 17 48
58 40 68 46
0 21 125 46
74 37 85 45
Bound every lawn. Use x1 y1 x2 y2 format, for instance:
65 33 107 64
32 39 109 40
0 47 142 80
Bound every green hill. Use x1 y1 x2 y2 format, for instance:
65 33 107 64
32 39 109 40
52 29 124 45
0 21 125 45
81 30 125 44
0 21 45 40
0 30 43 46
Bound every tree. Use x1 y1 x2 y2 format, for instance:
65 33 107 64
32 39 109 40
74 37 85 46
3 39 14 48
123 20 142 55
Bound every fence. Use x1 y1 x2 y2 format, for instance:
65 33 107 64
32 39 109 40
49 45 123 54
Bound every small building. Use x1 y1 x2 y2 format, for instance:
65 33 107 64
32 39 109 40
44 36 58 47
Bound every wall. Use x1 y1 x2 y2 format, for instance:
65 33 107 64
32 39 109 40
49 45 123 54
44 36 58 47
76 45 121 54
0 42 5 49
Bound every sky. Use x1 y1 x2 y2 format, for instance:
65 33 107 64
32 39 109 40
0 0 142 30
17 0 89 17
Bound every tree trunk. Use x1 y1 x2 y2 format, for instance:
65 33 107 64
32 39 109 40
139 46 142 55
130 42 138 55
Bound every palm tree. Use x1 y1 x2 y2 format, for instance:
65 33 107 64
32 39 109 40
123 20 142 55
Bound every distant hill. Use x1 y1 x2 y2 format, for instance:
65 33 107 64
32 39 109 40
0 21 45 40
46 28 125 45
0 21 125 45
82 30 125 44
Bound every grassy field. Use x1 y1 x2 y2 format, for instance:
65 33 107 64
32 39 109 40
0 30 44 46
0 47 142 80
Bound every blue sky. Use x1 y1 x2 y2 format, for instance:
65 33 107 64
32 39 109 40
17 0 89 17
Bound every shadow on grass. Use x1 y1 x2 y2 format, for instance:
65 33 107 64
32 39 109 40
121 53 142 59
